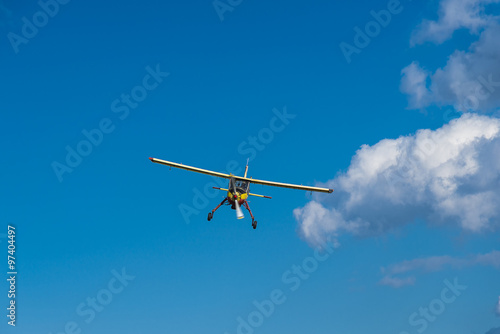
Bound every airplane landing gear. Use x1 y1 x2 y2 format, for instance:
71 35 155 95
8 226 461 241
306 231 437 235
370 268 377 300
244 201 258 230
208 198 227 221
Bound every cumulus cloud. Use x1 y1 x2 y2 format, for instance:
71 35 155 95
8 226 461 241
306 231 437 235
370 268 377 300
403 0 500 112
378 250 500 287
402 23 500 112
411 0 500 45
400 62 431 109
294 113 500 246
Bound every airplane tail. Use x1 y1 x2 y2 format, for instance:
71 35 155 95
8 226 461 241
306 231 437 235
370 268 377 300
243 158 249 178
212 187 272 199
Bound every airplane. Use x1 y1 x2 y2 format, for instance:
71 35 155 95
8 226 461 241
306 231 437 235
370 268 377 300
149 157 333 229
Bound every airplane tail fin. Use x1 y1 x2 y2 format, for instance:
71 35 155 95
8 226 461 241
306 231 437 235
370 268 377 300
243 158 249 178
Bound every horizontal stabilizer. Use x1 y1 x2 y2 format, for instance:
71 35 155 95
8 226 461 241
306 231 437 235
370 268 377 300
212 187 272 199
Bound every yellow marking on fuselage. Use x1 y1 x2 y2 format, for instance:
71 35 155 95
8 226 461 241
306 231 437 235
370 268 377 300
227 191 248 201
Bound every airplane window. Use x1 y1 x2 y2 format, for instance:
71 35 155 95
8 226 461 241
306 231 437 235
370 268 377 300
236 181 248 190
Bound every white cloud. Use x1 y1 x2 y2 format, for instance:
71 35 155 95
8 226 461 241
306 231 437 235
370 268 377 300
400 61 431 109
378 250 500 287
496 296 500 316
378 275 416 288
402 23 500 112
294 113 500 246
411 0 500 45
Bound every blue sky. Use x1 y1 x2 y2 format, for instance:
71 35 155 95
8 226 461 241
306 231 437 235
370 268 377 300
1 0 500 333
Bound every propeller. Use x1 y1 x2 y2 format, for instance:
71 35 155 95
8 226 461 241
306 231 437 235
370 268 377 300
231 177 244 219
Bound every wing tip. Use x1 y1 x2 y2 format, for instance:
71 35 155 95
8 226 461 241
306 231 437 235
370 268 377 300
149 157 155 162
328 189 334 193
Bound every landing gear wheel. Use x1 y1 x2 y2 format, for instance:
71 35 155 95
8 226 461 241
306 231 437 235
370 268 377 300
252 220 257 229
208 212 213 221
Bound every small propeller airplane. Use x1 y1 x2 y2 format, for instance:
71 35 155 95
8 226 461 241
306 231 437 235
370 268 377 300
149 157 333 229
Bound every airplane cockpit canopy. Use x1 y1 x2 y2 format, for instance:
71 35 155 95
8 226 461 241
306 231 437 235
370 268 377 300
235 180 249 193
